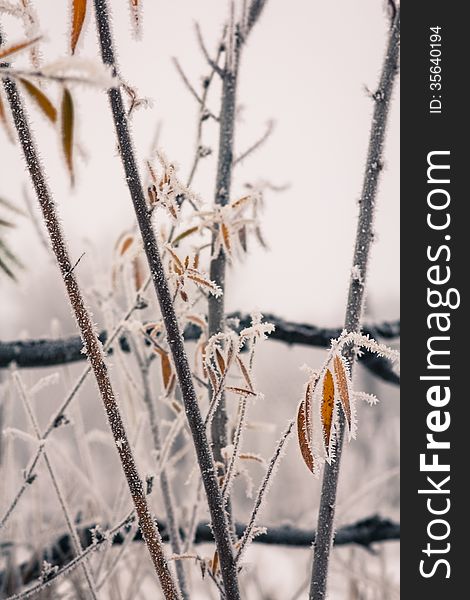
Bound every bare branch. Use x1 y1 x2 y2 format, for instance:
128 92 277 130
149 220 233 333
0 316 400 384
194 21 224 77
0 515 400 594
233 119 274 165
172 56 218 121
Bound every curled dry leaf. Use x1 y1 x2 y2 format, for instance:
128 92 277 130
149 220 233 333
321 369 335 453
333 354 351 431
297 381 315 474
19 79 57 123
71 0 87 54
61 87 74 184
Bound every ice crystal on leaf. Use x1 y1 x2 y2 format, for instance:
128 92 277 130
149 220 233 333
297 331 399 477
146 150 201 220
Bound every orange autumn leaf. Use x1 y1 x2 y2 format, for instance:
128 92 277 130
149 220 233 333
160 353 172 390
211 549 219 575
321 369 335 451
118 234 134 256
71 0 87 54
333 354 351 430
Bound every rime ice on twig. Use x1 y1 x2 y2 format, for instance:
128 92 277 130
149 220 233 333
236 419 294 563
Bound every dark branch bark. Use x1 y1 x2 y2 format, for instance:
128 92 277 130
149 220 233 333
0 515 399 592
0 316 400 384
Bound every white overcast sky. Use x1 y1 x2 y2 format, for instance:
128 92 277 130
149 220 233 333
1 0 399 339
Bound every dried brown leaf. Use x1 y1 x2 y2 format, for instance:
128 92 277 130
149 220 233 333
19 79 57 123
215 347 226 375
61 87 75 184
118 234 134 256
297 383 314 474
211 549 219 575
236 356 253 391
160 353 172 390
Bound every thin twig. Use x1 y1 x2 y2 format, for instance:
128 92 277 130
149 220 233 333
172 56 218 121
235 419 294 563
194 22 224 77
233 120 274 165
12 372 99 600
309 10 400 599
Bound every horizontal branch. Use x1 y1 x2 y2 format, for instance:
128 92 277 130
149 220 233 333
0 515 399 591
0 314 399 384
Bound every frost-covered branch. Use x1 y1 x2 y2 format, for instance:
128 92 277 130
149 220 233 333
92 1 240 597
0 316 400 384
1 76 180 599
0 515 400 594
309 10 400 600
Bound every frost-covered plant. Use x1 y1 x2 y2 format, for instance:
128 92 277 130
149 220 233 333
0 1 400 599
297 331 400 478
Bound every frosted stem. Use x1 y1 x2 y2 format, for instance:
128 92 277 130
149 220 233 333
309 10 400 599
